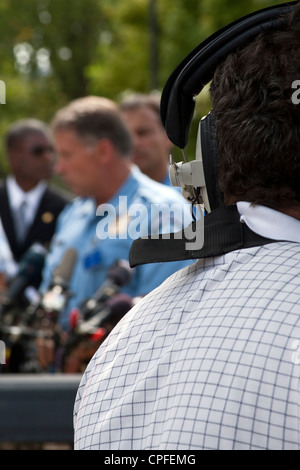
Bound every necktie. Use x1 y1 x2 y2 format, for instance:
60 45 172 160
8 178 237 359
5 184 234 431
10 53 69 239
14 200 28 244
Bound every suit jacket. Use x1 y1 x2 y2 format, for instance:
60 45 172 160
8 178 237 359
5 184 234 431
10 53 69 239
0 180 69 262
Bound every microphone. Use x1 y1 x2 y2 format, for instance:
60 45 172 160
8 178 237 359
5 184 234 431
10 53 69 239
0 248 78 351
0 243 47 317
81 259 133 320
74 293 133 335
39 247 77 314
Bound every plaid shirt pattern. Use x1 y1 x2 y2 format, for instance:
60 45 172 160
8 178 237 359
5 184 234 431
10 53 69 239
74 240 300 450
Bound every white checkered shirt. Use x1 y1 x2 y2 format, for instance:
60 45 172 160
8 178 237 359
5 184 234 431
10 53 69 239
74 204 300 450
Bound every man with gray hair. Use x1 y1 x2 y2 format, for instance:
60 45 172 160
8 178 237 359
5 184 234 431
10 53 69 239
40 96 193 341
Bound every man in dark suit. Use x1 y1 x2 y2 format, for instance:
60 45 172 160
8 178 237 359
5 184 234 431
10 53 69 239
0 119 69 372
0 118 69 278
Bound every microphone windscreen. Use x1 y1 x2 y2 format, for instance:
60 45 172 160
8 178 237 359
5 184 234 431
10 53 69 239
17 243 47 287
53 248 77 283
108 260 133 287
0 244 48 316
18 243 47 273
105 293 133 319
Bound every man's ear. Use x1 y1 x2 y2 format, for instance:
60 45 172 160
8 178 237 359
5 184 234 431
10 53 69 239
94 138 115 165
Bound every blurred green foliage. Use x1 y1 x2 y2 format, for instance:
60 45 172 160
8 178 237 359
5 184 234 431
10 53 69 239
0 0 286 173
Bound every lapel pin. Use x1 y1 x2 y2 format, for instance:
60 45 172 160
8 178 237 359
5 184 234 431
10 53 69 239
41 211 54 224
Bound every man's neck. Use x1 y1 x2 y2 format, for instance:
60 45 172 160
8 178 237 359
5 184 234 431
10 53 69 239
94 164 131 206
278 206 300 221
147 164 169 184
13 176 40 193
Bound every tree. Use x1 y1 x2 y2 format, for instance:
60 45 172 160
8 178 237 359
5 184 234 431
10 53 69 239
0 0 104 175
0 0 286 174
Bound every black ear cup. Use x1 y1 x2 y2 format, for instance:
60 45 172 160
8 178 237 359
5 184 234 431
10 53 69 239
200 112 223 212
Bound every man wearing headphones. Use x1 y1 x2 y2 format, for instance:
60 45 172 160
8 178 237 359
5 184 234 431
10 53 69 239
74 3 300 450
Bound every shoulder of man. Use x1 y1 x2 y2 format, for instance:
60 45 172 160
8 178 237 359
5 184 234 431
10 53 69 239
132 169 188 206
46 183 73 204
56 196 96 225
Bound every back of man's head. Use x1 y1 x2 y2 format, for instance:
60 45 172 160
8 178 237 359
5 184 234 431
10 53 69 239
210 3 300 211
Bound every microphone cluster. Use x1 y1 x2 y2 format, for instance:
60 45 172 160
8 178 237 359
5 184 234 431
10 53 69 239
68 260 134 339
0 246 135 372
0 243 48 320
39 248 77 315
0 247 78 341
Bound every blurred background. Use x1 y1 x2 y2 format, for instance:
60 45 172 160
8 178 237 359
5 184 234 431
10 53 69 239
0 0 285 176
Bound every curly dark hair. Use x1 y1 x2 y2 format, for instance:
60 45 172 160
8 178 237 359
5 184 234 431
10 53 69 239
210 3 300 210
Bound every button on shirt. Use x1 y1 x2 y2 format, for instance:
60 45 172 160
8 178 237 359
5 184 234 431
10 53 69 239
41 168 194 330
74 202 300 450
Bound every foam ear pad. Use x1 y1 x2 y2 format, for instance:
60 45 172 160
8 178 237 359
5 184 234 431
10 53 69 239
200 112 223 212
160 2 297 150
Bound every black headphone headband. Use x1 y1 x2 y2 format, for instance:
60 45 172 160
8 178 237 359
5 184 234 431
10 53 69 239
161 2 298 149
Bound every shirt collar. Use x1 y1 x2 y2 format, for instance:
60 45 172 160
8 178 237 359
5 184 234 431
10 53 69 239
161 172 172 186
236 201 300 243
7 176 47 211
107 167 138 210
75 168 139 220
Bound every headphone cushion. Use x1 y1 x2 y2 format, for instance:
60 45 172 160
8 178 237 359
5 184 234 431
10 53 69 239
200 112 224 211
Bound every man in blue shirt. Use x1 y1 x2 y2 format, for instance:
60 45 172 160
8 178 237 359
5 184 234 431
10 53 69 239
40 96 194 332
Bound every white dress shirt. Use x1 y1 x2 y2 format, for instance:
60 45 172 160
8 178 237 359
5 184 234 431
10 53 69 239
74 203 300 450
0 219 18 279
6 176 47 230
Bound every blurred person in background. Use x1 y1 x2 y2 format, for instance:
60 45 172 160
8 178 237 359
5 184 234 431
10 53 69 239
37 96 193 371
0 119 69 289
120 93 175 187
0 119 69 373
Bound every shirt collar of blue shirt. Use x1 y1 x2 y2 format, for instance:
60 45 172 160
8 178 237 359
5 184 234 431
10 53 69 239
75 168 139 220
